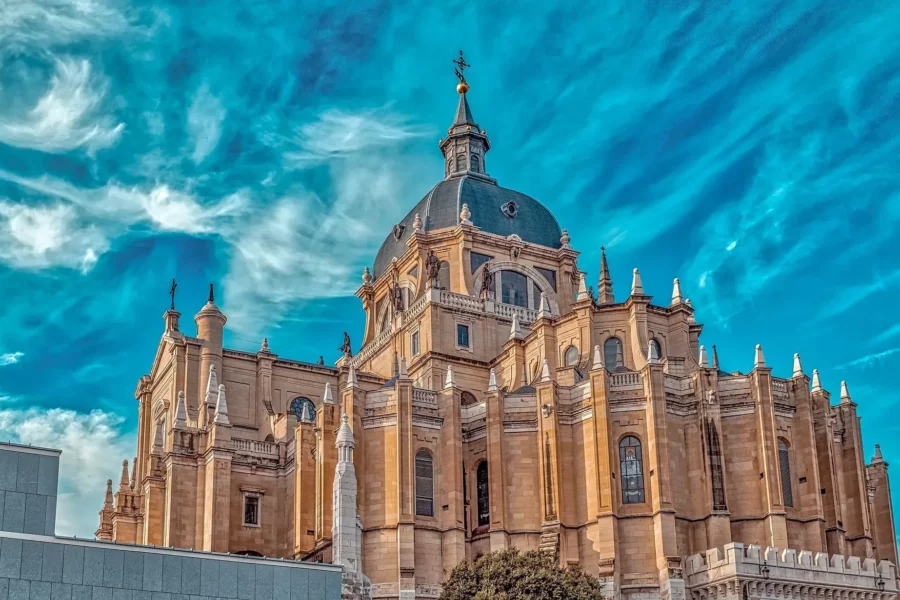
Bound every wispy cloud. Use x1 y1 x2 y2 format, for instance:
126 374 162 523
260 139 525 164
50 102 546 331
187 84 226 164
0 58 124 154
0 406 134 536
835 348 900 371
0 0 133 50
816 270 900 321
873 323 900 346
0 352 24 366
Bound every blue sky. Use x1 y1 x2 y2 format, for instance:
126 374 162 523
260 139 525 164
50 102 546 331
0 1 898 538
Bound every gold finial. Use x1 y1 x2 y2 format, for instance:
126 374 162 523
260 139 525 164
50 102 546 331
452 50 470 94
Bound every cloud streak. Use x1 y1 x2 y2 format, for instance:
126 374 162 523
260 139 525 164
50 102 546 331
0 352 24 366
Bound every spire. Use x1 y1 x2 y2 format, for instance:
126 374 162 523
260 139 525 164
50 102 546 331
445 364 456 389
509 313 524 340
671 278 683 305
214 384 230 425
453 90 477 128
792 353 804 377
597 247 614 304
392 353 399 379
335 413 355 450
347 364 359 388
540 359 551 383
119 459 130 490
208 283 215 304
712 345 720 370
754 344 766 368
592 345 603 370
840 380 852 403
576 272 590 302
259 337 271 354
174 391 187 429
648 340 660 364
302 401 314 423
323 382 336 405
488 369 498 392
104 479 114 508
538 292 552 319
332 411 361 573
811 369 822 392
205 364 218 405
698 345 709 368
440 51 490 180
130 456 137 489
873 444 885 464
631 268 644 296
685 299 696 323
152 422 164 455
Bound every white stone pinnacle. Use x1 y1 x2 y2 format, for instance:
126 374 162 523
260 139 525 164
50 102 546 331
399 356 408 379
576 272 589 301
509 313 523 340
540 358 551 383
214 384 230 425
699 345 709 368
488 368 498 392
671 278 683 305
347 363 359 388
811 369 822 392
793 353 804 377
840 380 852 403
205 364 218 406
301 401 314 423
648 340 660 364
445 364 456 389
538 292 552 318
754 344 766 368
174 391 188 428
592 345 603 370
323 382 335 405
631 268 644 296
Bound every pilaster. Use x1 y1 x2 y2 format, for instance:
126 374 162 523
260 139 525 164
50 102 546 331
394 377 416 597
589 364 619 597
438 387 466 572
484 383 509 552
316 401 339 545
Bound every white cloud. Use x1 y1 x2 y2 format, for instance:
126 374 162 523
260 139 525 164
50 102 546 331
0 351 24 366
0 58 124 154
0 0 132 50
187 85 226 164
0 407 134 537
835 348 900 371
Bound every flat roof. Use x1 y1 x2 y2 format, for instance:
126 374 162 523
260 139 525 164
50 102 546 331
0 440 62 456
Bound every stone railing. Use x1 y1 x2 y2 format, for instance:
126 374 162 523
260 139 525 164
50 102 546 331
412 388 438 407
440 289 483 311
609 372 643 390
772 378 788 393
351 326 393 367
403 293 430 323
685 543 897 600
489 301 539 324
232 438 278 457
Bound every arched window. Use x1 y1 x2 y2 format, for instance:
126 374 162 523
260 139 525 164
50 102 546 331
649 338 662 361
438 261 451 290
290 397 315 422
500 270 529 308
461 391 478 406
563 345 580 367
415 451 434 517
619 436 645 504
778 439 793 507
706 420 726 510
604 338 623 372
264 434 274 443
455 153 467 172
476 461 490 527
470 154 481 173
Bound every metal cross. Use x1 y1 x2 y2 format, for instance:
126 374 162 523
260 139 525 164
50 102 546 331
169 278 177 310
452 50 470 82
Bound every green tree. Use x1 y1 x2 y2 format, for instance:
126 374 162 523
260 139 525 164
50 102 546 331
440 549 607 600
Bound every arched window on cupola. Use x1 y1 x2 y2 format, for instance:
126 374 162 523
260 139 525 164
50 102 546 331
778 439 793 507
604 337 623 372
415 450 434 517
470 154 481 173
619 436 645 504
476 461 490 528
455 153 467 172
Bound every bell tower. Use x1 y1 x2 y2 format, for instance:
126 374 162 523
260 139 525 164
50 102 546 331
439 51 492 181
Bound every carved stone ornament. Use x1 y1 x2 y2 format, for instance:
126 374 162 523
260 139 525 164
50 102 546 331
392 223 406 240
501 201 519 218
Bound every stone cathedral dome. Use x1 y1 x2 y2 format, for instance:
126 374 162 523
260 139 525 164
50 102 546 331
372 86 562 278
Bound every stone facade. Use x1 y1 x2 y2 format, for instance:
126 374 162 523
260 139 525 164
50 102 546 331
98 83 898 600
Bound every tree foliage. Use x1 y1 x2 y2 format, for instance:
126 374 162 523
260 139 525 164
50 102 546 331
440 549 607 600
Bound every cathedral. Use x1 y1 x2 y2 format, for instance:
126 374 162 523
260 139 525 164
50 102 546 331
97 67 899 600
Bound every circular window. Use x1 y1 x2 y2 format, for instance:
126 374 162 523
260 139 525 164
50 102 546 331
501 201 518 218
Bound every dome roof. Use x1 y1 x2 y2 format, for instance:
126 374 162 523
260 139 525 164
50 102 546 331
373 176 562 278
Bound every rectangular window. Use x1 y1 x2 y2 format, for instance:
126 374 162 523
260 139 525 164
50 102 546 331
244 496 259 526
470 252 493 274
501 270 529 308
535 267 557 292
457 324 470 348
411 331 420 356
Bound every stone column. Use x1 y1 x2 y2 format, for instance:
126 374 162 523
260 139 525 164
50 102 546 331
484 379 509 552
589 355 619 598
438 386 466 573
535 374 564 562
394 377 416 598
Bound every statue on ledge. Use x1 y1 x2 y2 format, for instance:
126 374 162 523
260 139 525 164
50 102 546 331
339 332 353 357
425 250 441 289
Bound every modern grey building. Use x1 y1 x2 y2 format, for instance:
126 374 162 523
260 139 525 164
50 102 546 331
0 441 341 599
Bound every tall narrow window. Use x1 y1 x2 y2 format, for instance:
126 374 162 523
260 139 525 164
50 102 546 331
455 154 467 172
415 451 434 517
706 420 727 510
563 345 580 367
778 439 793 507
476 461 490 527
604 338 623 372
619 436 645 504
470 154 481 173
457 324 470 349
244 496 260 526
411 330 420 356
